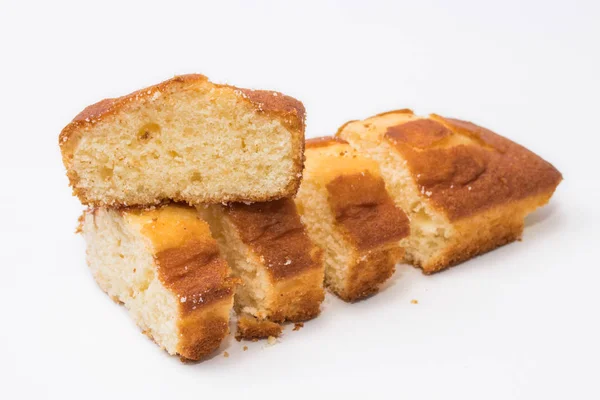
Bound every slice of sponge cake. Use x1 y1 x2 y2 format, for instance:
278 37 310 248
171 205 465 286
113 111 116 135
296 137 410 301
337 110 563 273
199 199 324 339
80 204 237 360
60 74 305 207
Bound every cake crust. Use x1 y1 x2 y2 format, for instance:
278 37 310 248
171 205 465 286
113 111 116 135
223 199 322 281
326 171 410 252
305 136 349 149
236 314 283 340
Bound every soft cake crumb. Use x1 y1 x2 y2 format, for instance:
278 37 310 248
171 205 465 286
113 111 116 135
267 336 277 345
243 346 248 351
411 299 418 304
223 351 229 358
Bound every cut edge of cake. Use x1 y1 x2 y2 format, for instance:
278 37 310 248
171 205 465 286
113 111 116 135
80 204 237 360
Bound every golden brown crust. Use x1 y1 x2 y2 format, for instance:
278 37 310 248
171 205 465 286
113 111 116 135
177 298 232 360
385 119 453 149
155 243 235 312
326 171 410 252
340 247 404 302
382 114 563 221
265 267 324 323
334 120 359 137
222 199 321 280
59 74 305 206
130 205 236 311
234 87 306 133
414 194 549 274
235 314 283 340
372 108 415 118
305 136 348 149
125 204 236 360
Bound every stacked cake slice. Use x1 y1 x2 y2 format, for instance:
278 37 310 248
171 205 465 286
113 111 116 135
60 74 318 360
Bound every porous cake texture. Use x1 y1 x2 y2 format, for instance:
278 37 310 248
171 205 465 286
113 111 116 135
80 204 237 360
60 74 305 207
296 137 410 301
337 110 562 273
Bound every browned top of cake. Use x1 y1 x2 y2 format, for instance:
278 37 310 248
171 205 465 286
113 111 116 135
59 74 305 149
303 138 410 250
222 199 320 281
381 112 562 220
305 136 348 149
126 205 236 314
326 171 410 251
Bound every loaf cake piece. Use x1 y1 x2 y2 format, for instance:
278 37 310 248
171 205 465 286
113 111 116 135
80 204 237 360
60 74 305 207
337 110 563 273
198 199 324 340
296 137 410 301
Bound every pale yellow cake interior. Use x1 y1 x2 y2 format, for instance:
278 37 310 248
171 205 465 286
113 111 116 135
69 84 297 205
198 206 273 319
82 209 180 354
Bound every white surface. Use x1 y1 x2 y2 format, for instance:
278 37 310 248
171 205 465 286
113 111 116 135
1 1 599 399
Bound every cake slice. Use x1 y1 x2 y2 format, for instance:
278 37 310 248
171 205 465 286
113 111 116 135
80 204 237 360
295 137 410 301
60 74 305 207
337 110 563 273
198 199 324 340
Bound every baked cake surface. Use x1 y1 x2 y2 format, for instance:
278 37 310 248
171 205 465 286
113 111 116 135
296 137 409 301
80 204 236 360
60 74 305 207
336 110 562 273
199 199 324 339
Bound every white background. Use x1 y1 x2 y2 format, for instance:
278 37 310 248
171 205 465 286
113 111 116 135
1 1 599 399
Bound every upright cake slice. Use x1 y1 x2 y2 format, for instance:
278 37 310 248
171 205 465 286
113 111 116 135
296 137 410 301
80 204 237 360
199 199 324 340
60 74 305 206
337 110 563 273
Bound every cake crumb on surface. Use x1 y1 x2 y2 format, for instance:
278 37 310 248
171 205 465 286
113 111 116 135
223 351 229 358
293 322 304 331
243 346 248 351
267 336 277 345
411 299 418 304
